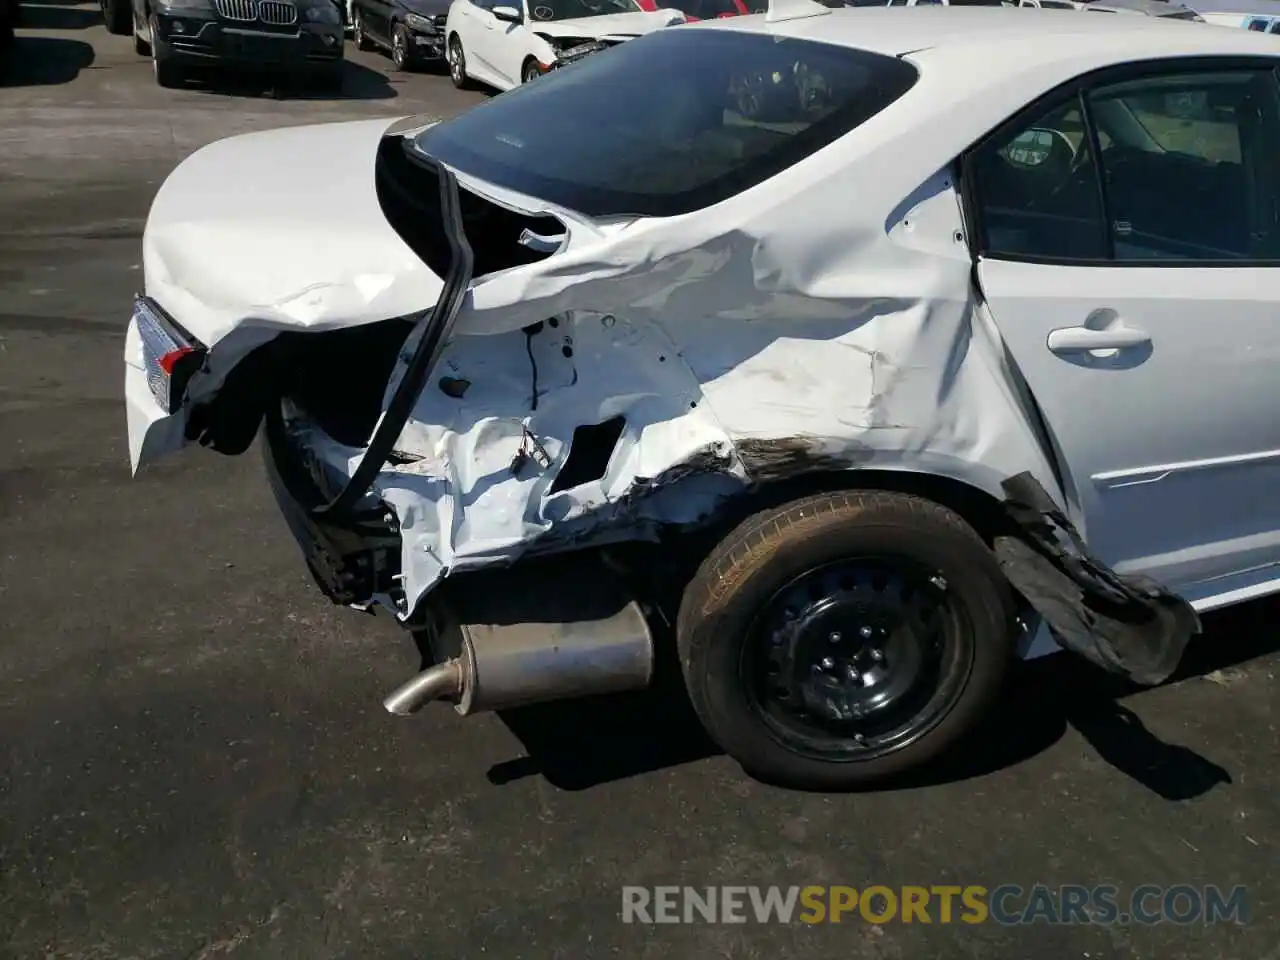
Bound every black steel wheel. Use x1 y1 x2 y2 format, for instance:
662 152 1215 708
677 489 1017 789
447 34 470 89
742 558 965 761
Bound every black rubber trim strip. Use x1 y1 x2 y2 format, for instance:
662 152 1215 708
312 155 474 518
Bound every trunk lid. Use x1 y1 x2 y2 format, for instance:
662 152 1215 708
141 117 448 350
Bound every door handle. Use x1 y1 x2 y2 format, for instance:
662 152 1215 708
1046 323 1151 354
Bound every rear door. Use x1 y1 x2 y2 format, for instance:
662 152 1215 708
964 58 1280 605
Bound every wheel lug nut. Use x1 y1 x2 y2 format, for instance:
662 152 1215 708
820 656 835 669
870 648 884 662
931 575 948 591
845 664 860 682
829 631 841 643
859 625 873 639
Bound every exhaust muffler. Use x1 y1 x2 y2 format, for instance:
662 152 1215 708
382 566 655 717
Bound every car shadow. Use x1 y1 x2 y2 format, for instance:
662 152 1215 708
10 0 103 29
488 594 1276 796
183 58 396 100
0 35 96 87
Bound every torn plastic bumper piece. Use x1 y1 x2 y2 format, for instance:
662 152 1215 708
992 472 1201 686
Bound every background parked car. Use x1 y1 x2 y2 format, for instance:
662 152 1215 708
634 0 758 19
884 0 1013 7
351 0 448 70
113 0 346 89
1198 10 1280 29
444 0 683 92
1015 0 1085 9
1081 0 1205 19
1186 0 1280 25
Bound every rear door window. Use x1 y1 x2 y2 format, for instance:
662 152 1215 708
967 62 1280 264
1088 69 1280 260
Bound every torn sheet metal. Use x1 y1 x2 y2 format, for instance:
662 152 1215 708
279 137 1065 620
130 103 1068 625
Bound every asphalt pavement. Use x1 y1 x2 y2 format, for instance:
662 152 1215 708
2 12 1278 960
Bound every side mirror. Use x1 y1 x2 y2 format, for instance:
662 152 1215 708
492 4 522 21
1001 127 1061 168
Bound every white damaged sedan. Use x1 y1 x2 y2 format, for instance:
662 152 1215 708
125 2 1280 788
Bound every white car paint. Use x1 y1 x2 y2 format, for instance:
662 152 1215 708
443 0 683 91
127 6 1280 656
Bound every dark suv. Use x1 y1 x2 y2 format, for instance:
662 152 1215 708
351 0 449 72
103 0 346 89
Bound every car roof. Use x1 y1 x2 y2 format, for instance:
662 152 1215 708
698 5 1279 59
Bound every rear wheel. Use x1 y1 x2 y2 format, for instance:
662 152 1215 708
447 35 470 89
676 490 1017 789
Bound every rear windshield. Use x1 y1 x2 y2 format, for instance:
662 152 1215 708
413 29 919 218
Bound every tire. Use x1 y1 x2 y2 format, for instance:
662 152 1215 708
102 0 132 35
676 490 1017 790
134 26 150 56
352 9 372 50
390 22 413 71
521 57 540 84
447 34 470 89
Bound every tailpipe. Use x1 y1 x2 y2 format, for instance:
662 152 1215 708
380 560 656 717
383 659 465 716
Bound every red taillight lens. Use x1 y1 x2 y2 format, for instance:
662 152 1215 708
158 346 196 375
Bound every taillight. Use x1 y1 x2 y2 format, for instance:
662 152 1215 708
133 295 207 415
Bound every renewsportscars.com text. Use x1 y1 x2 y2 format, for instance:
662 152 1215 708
620 884 1249 926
